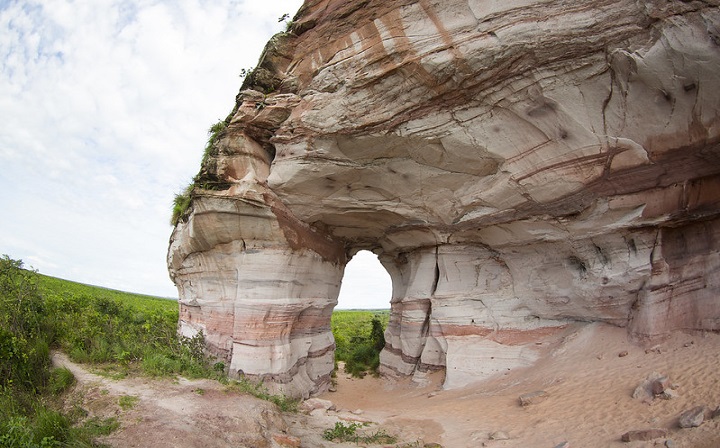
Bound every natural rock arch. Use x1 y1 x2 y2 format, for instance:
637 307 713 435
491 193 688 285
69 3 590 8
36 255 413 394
168 0 720 398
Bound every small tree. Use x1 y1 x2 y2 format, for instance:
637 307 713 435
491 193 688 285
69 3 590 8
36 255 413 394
344 315 386 377
370 316 385 352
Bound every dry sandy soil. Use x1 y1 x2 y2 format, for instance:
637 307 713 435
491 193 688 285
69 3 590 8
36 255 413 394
54 323 720 448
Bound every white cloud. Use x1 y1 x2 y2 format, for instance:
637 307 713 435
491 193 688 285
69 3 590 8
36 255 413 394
0 0 305 297
337 251 393 309
0 0 394 307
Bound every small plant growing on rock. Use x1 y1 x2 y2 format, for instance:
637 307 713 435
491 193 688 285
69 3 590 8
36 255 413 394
239 67 254 79
170 183 193 226
278 13 294 32
322 421 366 442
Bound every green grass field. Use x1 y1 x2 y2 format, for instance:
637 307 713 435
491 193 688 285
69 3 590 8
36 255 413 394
0 254 389 446
37 274 177 313
37 270 391 376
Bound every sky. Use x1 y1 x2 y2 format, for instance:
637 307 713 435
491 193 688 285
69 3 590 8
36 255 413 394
0 0 392 309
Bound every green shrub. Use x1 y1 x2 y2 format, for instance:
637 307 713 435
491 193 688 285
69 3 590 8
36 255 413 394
0 408 72 448
323 421 366 441
41 283 212 381
0 256 53 394
332 313 387 377
30 407 71 445
0 416 35 448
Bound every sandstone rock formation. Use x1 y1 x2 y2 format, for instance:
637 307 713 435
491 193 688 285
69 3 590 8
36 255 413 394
168 0 720 397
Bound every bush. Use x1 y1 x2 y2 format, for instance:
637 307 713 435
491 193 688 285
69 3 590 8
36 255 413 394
0 256 76 446
333 314 387 377
42 286 214 380
30 407 71 446
0 256 53 394
0 407 72 448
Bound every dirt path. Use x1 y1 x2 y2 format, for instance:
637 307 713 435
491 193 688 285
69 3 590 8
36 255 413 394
52 353 290 448
52 353 410 448
54 323 720 448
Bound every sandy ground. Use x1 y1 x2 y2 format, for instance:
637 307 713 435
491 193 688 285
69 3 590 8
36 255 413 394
317 323 720 448
54 322 720 448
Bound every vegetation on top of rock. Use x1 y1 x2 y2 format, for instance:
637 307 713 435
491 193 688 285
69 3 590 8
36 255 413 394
171 119 233 226
171 183 194 226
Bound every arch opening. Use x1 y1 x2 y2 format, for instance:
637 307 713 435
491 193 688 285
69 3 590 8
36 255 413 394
336 250 392 310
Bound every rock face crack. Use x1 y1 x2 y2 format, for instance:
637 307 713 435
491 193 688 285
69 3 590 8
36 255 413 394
430 246 440 296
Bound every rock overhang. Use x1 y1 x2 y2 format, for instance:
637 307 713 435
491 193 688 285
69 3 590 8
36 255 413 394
169 0 720 397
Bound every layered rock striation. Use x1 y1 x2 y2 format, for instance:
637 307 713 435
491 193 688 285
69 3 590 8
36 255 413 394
168 0 720 396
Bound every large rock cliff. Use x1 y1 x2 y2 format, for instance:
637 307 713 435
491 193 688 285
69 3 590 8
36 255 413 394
168 0 720 397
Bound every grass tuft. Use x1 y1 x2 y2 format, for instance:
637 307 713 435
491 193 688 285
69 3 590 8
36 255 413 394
118 395 139 410
47 367 75 396
225 377 299 413
322 421 397 444
81 416 120 437
171 184 194 226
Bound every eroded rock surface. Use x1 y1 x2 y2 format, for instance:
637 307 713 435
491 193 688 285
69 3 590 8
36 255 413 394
168 0 720 397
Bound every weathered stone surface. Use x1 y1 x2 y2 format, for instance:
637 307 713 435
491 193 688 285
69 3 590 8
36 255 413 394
632 372 676 403
300 398 336 413
519 390 549 407
273 433 302 448
650 376 670 396
489 430 509 440
621 429 668 442
168 0 720 397
678 406 705 428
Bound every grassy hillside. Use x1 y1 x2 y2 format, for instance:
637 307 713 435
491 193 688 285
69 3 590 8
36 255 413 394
37 272 390 377
37 274 177 313
0 255 389 446
0 256 208 447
